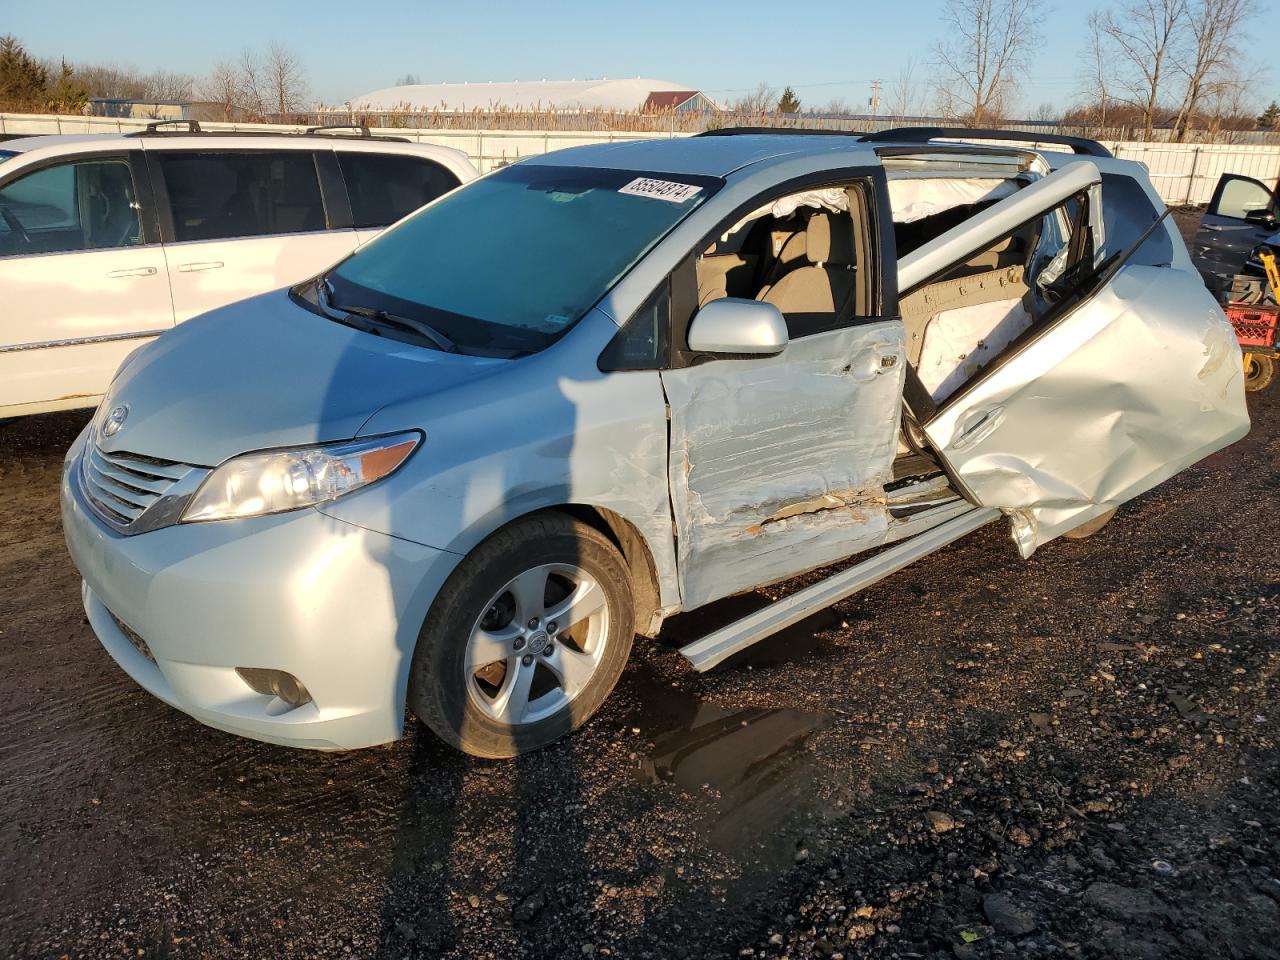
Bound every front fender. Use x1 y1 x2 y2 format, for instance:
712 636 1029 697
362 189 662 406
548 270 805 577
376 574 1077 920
317 359 680 609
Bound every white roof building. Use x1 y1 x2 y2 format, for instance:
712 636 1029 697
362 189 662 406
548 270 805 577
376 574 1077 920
350 78 713 113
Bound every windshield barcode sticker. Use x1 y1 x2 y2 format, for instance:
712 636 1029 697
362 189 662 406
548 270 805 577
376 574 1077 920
618 177 703 204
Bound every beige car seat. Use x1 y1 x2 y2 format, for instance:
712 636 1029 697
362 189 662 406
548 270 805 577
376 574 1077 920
758 212 857 317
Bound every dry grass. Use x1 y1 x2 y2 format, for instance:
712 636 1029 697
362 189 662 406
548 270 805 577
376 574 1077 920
287 105 1280 143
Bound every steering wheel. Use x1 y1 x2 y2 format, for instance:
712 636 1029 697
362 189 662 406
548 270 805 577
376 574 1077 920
1 206 31 246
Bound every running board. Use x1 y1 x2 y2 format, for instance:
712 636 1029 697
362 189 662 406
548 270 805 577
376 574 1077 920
679 505 1002 672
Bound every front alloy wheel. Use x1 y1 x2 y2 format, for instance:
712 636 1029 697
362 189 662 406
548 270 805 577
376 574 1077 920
408 514 635 757
465 563 609 726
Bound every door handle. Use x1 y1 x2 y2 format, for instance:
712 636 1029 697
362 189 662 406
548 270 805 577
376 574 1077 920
177 261 224 272
846 346 900 380
952 405 1006 450
106 266 158 278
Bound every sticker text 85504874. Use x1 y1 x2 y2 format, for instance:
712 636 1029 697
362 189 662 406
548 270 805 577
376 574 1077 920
618 177 703 204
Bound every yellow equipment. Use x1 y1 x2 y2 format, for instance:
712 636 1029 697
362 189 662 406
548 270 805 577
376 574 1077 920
1233 249 1280 392
1260 248 1280 302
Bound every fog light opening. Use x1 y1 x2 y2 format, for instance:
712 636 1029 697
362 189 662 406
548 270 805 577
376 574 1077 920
235 668 313 708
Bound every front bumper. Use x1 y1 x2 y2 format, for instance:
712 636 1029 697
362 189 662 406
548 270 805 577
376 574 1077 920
61 429 461 750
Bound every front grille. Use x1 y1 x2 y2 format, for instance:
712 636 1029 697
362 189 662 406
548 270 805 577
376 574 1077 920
80 441 204 533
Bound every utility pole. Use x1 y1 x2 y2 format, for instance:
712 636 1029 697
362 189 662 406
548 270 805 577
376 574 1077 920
869 79 882 116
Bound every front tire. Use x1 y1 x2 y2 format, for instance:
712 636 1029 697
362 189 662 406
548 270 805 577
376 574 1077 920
408 514 635 758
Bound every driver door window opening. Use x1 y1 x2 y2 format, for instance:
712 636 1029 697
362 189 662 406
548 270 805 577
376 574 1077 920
694 181 875 342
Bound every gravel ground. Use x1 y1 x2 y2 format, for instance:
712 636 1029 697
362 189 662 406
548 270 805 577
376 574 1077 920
2 213 1278 960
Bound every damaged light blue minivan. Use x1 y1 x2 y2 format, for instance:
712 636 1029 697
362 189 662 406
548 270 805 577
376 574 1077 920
62 128 1249 757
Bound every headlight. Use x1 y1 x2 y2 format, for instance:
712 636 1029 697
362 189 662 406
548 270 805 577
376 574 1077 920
182 432 420 523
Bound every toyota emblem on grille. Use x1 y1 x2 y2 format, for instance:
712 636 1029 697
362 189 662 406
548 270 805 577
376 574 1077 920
102 404 129 437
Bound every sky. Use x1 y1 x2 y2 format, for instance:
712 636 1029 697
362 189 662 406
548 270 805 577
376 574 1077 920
5 0 1276 116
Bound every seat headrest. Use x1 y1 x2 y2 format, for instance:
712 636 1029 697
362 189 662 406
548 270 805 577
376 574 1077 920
806 212 855 267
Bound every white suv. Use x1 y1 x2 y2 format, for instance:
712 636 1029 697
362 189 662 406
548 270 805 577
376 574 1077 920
0 123 476 418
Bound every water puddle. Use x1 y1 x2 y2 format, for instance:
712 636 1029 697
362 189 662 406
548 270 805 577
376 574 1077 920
638 701 834 870
621 590 846 873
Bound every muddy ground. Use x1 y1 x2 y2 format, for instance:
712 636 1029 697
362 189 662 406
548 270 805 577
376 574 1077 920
2 224 1279 959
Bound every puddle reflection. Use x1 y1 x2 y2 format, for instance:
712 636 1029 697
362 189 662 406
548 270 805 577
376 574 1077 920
640 701 833 869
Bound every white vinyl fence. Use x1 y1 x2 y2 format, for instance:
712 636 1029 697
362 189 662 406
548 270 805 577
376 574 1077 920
4 112 1279 206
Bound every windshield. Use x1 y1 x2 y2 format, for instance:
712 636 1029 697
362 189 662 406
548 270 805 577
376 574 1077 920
324 164 718 355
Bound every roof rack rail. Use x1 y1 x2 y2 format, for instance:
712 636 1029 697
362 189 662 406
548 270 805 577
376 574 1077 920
137 119 202 135
124 124 411 143
696 126 856 138
305 123 372 137
859 126 1113 158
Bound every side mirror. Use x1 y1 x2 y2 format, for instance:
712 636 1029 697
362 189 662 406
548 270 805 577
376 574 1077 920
1245 208 1277 230
686 298 788 357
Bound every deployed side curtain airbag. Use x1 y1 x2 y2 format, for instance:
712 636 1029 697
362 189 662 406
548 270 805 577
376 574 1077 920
888 178 1019 223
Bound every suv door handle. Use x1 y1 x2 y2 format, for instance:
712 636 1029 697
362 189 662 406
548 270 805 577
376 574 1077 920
952 405 1006 450
106 267 158 278
177 261 224 272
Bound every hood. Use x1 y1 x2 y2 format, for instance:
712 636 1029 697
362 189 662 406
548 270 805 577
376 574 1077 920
98 290 505 466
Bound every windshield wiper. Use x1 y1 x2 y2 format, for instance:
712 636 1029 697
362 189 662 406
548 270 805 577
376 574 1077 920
351 308 460 354
317 278 460 354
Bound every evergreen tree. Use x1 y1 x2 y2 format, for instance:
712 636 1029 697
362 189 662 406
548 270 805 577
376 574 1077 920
0 35 50 111
45 59 88 114
1258 102 1280 129
777 86 802 114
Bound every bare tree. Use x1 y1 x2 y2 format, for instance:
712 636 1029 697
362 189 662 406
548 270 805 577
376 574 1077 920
1076 11 1114 133
197 60 245 120
263 42 308 117
1170 0 1256 140
200 45 308 120
732 82 778 116
932 0 1044 125
1199 74 1256 142
1095 0 1188 141
236 48 267 117
146 69 194 101
49 62 192 102
886 57 925 118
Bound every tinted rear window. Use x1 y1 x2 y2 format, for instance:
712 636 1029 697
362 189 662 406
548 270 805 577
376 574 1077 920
159 151 326 242
338 152 459 228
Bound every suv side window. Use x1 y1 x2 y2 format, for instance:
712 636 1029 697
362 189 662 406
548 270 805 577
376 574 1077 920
157 151 325 242
598 280 670 371
337 152 461 228
0 157 141 257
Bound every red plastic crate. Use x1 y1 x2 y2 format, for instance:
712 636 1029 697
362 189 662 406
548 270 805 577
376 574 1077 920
1225 302 1279 350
